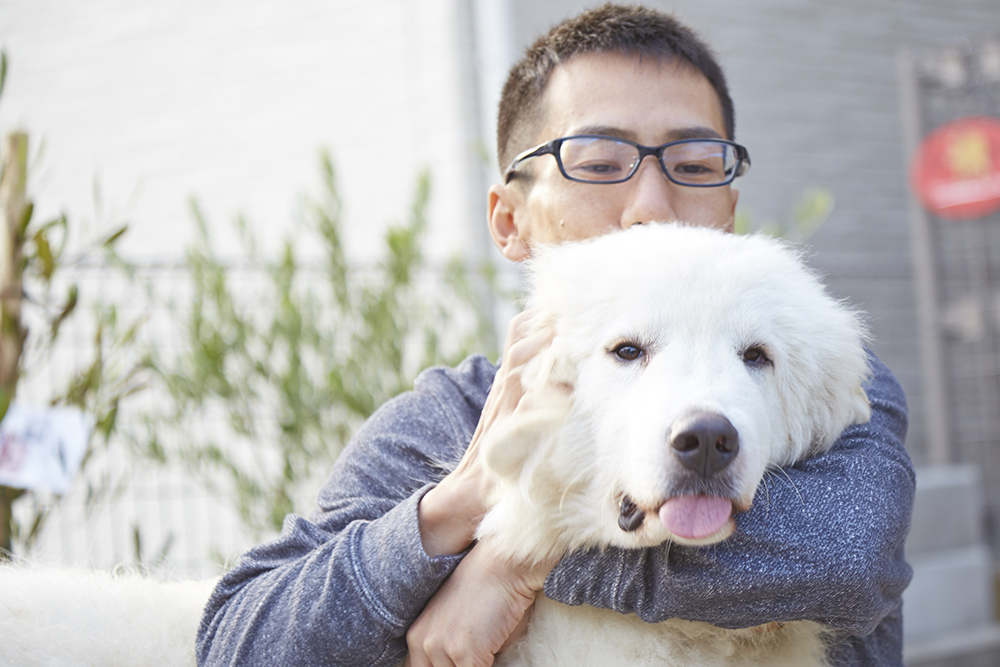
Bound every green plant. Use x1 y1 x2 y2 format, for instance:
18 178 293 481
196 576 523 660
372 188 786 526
734 187 835 240
141 152 499 536
0 51 144 557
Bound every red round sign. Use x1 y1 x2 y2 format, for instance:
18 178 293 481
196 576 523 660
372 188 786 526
910 116 1000 220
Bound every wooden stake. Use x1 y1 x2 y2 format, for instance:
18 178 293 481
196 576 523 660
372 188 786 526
0 131 29 557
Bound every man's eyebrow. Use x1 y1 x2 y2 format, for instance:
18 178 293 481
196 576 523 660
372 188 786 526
664 126 724 141
570 125 724 143
572 125 641 142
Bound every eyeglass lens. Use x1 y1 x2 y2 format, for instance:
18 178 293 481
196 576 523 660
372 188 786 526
558 137 737 185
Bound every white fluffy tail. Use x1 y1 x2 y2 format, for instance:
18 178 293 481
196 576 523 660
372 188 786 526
0 565 217 667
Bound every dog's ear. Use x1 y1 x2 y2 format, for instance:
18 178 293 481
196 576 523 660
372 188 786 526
795 337 872 456
849 383 872 425
806 375 871 456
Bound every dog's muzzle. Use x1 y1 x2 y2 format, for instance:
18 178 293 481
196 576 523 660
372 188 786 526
669 411 739 478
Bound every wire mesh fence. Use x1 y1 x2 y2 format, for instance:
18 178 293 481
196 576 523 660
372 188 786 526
905 39 1000 557
15 263 252 578
12 256 503 578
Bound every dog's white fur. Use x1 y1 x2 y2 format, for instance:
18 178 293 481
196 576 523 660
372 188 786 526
0 565 217 667
476 223 871 667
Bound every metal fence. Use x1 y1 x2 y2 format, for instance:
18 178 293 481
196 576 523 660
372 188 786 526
900 40 1000 557
12 257 503 578
15 263 256 578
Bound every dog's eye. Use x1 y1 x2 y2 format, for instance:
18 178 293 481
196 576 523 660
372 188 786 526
742 345 771 367
611 343 644 362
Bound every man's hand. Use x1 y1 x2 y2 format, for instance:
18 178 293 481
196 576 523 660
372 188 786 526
417 309 555 557
404 540 556 667
409 310 562 665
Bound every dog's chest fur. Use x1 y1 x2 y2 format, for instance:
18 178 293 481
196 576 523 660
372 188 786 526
497 596 828 667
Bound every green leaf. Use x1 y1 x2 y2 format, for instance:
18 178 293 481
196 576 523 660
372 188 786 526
792 187 835 240
48 283 78 339
18 201 34 237
102 223 128 247
0 51 7 102
733 210 751 235
0 388 10 424
33 227 54 279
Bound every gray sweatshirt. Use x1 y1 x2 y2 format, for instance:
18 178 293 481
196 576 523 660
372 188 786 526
197 351 913 666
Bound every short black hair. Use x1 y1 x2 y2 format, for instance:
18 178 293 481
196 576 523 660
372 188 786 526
497 3 735 171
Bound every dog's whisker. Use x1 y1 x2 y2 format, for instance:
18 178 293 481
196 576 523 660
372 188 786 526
760 471 773 509
768 465 805 507
758 472 774 529
558 484 572 513
604 484 617 517
557 465 593 515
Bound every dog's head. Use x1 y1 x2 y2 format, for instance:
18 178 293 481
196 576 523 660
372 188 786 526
479 224 870 558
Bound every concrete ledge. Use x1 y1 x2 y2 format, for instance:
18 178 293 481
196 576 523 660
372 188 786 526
905 624 1000 665
905 545 996 638
909 465 984 555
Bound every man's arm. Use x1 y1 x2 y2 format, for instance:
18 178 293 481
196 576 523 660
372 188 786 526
544 351 913 650
196 355 495 667
407 351 911 666
197 311 554 667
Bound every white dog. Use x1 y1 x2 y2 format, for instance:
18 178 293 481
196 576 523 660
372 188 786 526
475 223 871 667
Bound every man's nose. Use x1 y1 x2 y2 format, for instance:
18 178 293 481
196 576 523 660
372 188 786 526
621 157 679 229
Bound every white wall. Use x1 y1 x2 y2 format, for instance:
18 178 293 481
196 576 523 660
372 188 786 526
0 0 491 264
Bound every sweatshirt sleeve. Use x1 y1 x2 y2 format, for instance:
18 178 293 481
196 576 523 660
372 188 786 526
196 356 495 667
543 351 914 661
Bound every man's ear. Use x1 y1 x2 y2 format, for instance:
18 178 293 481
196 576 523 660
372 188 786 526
488 184 531 262
724 188 740 233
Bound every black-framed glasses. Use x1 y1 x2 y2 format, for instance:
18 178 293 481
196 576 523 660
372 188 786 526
504 135 751 187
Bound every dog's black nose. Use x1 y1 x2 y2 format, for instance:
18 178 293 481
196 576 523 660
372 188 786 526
669 412 739 478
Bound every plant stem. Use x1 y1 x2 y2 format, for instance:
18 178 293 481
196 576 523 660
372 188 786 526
0 132 28 556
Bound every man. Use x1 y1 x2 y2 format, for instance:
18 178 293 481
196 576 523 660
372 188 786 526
197 5 913 666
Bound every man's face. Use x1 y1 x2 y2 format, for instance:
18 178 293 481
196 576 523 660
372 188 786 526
489 52 739 260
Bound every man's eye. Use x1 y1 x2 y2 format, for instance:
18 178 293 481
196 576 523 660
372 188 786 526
573 161 623 175
673 161 715 175
611 343 644 362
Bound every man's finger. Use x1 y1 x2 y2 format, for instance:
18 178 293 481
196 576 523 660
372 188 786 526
503 324 555 369
423 645 460 667
498 605 533 654
487 371 524 420
504 308 542 348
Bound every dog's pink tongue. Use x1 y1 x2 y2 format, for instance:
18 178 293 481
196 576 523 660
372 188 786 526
658 496 733 540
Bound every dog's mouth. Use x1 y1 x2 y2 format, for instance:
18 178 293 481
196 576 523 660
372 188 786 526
619 493 735 543
618 496 646 532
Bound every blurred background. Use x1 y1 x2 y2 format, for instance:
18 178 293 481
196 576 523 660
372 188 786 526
1 0 999 664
